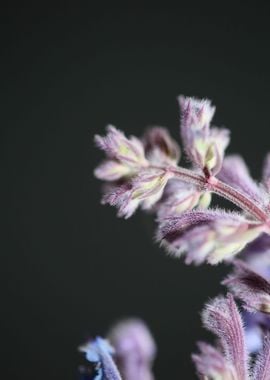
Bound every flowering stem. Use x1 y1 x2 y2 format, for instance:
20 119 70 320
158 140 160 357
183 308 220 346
167 166 269 222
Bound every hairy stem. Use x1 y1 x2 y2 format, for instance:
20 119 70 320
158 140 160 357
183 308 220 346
165 166 269 222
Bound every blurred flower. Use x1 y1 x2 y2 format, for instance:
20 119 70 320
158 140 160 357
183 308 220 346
243 311 270 353
79 337 122 380
193 294 270 380
179 96 230 175
107 319 156 380
157 209 264 264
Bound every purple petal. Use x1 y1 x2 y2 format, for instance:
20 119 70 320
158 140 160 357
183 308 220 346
79 337 122 380
218 155 264 204
192 341 237 379
252 334 270 380
107 319 156 380
223 260 270 313
142 126 181 165
157 209 263 265
202 294 249 379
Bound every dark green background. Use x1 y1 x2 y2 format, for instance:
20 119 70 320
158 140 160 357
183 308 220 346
2 3 270 379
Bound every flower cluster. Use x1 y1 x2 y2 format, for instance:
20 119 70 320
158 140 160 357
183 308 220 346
94 96 270 265
86 95 270 378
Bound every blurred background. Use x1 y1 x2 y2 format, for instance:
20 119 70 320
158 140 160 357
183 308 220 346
2 3 270 379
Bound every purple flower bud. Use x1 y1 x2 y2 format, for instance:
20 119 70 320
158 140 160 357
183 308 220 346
179 96 230 175
107 319 156 380
95 125 147 168
142 127 181 166
157 179 211 218
218 155 265 204
79 337 122 380
102 169 174 218
157 210 264 265
131 168 174 209
223 260 270 314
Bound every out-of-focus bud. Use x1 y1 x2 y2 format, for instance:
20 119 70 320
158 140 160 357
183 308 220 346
142 126 181 166
107 319 156 380
179 96 230 175
157 210 264 265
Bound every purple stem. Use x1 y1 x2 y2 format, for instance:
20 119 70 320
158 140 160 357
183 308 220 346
158 165 270 223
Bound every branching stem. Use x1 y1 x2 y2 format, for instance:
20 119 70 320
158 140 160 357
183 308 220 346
159 165 270 223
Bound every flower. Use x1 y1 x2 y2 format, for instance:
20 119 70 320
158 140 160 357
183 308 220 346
94 125 148 181
102 168 174 218
179 96 230 175
157 209 264 264
193 294 270 380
